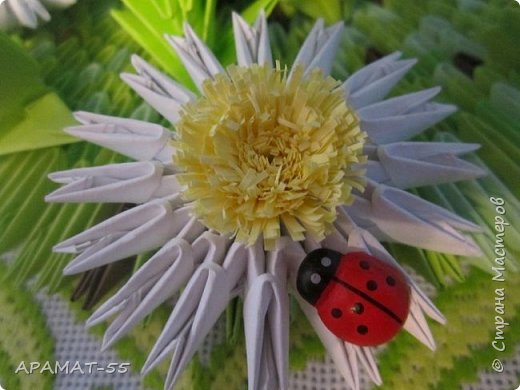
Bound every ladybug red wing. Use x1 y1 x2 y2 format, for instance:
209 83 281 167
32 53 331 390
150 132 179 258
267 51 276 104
297 250 411 347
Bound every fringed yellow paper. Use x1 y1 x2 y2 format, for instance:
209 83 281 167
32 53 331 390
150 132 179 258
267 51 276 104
174 64 366 249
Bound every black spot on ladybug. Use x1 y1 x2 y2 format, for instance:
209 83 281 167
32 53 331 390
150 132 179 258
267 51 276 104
351 303 364 314
331 308 343 318
366 280 378 291
357 325 368 335
360 260 370 270
386 276 396 286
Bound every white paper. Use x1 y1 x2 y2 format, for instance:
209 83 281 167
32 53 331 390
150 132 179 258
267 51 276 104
87 238 196 349
290 19 344 77
232 11 272 67
344 181 482 256
343 52 416 109
244 243 289 390
166 23 224 91
56 200 191 274
69 112 175 162
142 241 246 390
46 161 183 203
366 141 485 188
0 0 49 30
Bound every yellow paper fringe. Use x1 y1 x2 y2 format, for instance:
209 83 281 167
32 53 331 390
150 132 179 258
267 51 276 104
174 64 366 249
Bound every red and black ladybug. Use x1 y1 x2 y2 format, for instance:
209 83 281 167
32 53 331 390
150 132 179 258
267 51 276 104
296 248 411 346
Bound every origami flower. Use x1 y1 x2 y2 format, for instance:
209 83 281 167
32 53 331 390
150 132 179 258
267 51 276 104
46 13 485 390
0 0 75 31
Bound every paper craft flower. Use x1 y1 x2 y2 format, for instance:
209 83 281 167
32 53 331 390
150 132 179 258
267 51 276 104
0 0 76 31
46 13 485 390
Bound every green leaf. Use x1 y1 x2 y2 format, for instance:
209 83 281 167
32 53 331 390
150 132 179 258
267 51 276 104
111 0 195 89
0 33 46 131
241 0 279 21
279 0 342 23
0 93 77 156
0 263 55 390
0 34 76 154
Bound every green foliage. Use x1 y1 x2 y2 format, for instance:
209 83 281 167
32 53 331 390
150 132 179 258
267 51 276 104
279 0 359 23
0 263 55 390
0 33 46 132
0 34 76 154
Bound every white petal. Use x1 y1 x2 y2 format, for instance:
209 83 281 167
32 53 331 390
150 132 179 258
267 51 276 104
99 292 144 351
9 0 38 29
166 23 224 91
0 0 72 30
121 55 195 124
303 235 321 253
355 347 382 386
345 183 482 256
344 182 481 256
364 160 388 186
290 19 344 77
403 296 437 350
10 0 49 28
358 87 457 144
57 200 191 274
130 55 194 103
246 239 266 288
344 344 361 390
333 207 356 236
88 239 198 349
294 296 359 390
142 242 247 388
343 52 416 109
257 337 280 390
342 196 391 241
281 239 306 281
192 231 232 266
142 263 226 375
410 279 446 325
102 241 198 349
244 248 289 390
232 11 272 67
86 238 192 326
367 142 485 188
69 112 175 162
46 161 183 203
358 86 441 117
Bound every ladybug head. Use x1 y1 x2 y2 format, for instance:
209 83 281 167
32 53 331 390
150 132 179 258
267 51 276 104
296 248 342 305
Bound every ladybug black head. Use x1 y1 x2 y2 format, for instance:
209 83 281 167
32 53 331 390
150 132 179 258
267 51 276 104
296 248 342 305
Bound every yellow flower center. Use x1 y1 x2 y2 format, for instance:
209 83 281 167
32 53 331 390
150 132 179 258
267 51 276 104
174 64 366 249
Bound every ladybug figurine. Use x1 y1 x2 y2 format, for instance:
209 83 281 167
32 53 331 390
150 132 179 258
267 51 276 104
296 248 411 346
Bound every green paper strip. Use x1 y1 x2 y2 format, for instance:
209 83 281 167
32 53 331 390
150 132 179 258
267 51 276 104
0 93 77 156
